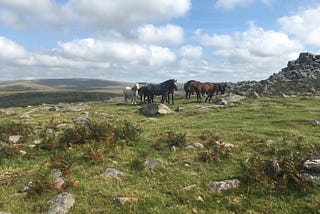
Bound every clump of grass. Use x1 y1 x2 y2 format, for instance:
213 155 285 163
241 137 316 191
198 131 231 162
152 131 186 150
58 119 141 149
0 121 32 144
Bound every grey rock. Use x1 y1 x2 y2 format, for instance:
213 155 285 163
47 192 75 214
102 168 125 178
303 156 320 172
181 184 196 191
207 179 240 193
139 103 172 116
111 196 138 204
5 110 16 116
9 135 21 144
18 181 33 193
144 159 162 171
51 169 64 189
75 112 90 125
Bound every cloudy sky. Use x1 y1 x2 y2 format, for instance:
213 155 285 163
0 0 320 83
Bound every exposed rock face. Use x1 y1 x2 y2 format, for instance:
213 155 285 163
229 52 320 96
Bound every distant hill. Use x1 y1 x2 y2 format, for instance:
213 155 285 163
0 78 130 92
0 78 131 108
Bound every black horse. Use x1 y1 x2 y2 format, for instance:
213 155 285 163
140 79 177 104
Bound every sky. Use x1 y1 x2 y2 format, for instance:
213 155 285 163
0 0 320 83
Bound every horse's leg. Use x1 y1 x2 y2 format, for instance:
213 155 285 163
172 93 174 104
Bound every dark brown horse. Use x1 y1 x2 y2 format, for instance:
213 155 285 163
206 82 227 102
184 80 197 99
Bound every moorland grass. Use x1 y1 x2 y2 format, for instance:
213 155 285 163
0 94 319 213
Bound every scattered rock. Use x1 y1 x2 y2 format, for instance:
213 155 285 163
181 184 196 191
186 142 205 150
313 120 320 126
5 110 16 116
75 112 90 125
301 172 320 182
143 159 163 171
102 168 125 179
303 156 320 172
207 179 240 193
9 135 21 144
64 104 88 112
175 106 183 112
19 150 27 155
51 169 64 189
47 192 75 214
20 113 31 121
18 181 33 193
170 146 177 152
139 103 172 116
0 141 9 146
111 196 138 204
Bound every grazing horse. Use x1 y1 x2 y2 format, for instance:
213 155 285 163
193 82 215 103
123 82 139 104
184 80 197 99
140 79 177 104
206 82 228 102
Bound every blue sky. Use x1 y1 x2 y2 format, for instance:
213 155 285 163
0 0 320 83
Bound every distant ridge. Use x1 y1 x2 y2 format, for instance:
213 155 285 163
0 78 130 92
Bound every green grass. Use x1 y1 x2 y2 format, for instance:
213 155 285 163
0 94 319 213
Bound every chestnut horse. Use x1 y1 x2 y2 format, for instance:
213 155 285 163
193 81 215 103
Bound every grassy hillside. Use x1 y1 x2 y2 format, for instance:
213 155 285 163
0 95 319 213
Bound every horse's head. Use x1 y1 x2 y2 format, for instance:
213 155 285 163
132 82 139 91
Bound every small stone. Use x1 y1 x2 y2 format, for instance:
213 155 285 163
9 135 21 144
144 160 162 171
102 168 125 178
181 184 196 191
207 179 240 193
111 196 138 204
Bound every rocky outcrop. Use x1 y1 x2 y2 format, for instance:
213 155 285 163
229 52 320 96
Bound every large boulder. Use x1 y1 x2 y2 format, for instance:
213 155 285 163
139 103 172 116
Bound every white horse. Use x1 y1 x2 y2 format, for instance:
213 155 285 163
123 82 139 104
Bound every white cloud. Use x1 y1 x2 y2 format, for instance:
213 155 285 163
195 23 304 80
178 45 203 59
194 29 235 49
214 0 254 9
278 5 320 48
214 0 274 9
56 37 176 67
0 36 26 60
134 24 184 45
0 0 191 30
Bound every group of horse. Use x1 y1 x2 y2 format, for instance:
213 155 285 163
184 80 227 103
123 79 227 105
123 79 178 105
